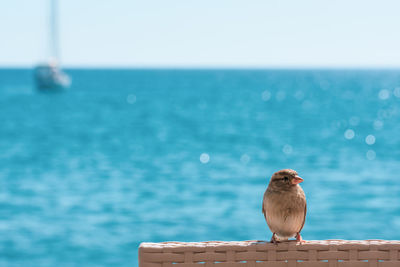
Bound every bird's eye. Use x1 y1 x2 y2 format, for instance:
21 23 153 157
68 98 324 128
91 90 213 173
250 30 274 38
283 177 289 182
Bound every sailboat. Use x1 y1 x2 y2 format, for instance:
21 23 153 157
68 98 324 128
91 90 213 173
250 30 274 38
34 0 70 90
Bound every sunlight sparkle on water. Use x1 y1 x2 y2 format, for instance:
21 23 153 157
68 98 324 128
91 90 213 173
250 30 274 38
373 120 384 130
394 87 400 98
365 135 376 145
294 90 304 101
261 91 271 101
240 154 250 164
344 129 355 140
282 144 293 155
366 150 376 160
200 153 210 164
349 116 360 126
378 89 390 100
378 109 389 119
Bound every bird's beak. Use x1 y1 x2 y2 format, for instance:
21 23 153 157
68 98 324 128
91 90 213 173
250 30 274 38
291 175 304 185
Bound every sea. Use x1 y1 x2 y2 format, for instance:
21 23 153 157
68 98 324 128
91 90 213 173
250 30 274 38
1 68 400 266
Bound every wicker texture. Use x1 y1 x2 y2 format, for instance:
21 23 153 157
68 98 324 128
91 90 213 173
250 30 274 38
139 240 400 267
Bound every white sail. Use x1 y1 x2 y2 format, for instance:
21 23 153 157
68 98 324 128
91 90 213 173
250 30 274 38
35 0 70 90
50 0 59 60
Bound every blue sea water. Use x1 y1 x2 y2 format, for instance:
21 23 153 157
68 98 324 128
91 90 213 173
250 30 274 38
1 68 400 266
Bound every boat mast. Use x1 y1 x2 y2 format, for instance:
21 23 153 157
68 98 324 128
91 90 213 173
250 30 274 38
49 0 59 62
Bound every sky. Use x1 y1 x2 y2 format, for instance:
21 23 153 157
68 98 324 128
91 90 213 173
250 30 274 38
1 0 400 68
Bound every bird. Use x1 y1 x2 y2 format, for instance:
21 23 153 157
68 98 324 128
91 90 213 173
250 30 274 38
262 169 307 244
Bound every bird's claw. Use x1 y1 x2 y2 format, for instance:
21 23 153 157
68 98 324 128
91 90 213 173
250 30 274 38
296 232 304 244
270 233 278 245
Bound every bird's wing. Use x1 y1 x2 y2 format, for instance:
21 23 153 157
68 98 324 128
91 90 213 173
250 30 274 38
262 204 266 216
261 192 266 217
299 202 307 233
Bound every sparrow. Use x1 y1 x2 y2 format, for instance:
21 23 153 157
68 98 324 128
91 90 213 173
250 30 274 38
262 169 307 244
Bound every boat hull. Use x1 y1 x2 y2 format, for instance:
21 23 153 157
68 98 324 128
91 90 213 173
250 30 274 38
34 64 71 90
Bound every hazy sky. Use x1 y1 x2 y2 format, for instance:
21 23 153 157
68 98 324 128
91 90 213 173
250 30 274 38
1 0 400 68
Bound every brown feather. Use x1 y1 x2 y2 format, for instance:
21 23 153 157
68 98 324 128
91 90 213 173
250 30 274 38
262 169 307 240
